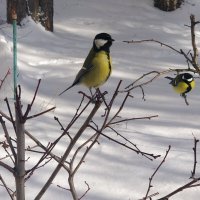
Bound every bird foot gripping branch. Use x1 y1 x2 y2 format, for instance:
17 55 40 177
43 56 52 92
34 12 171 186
78 89 108 104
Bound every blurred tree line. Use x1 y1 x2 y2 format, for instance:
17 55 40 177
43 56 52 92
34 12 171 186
6 0 184 32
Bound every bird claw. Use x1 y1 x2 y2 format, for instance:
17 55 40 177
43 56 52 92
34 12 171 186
90 89 108 103
78 89 107 103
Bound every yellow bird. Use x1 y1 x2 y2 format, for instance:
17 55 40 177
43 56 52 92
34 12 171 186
165 73 195 96
59 33 114 96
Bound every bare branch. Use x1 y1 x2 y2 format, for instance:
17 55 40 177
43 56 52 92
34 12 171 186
0 161 14 174
3 98 16 132
109 115 158 125
70 133 98 177
23 79 42 120
107 125 155 160
143 145 171 200
190 136 199 179
26 106 56 120
54 116 72 140
123 39 181 54
158 177 200 200
0 116 17 163
0 69 11 90
123 15 200 75
190 15 199 71
106 91 131 125
123 69 195 92
89 125 160 160
78 181 90 200
0 175 15 200
35 100 102 200
0 110 70 172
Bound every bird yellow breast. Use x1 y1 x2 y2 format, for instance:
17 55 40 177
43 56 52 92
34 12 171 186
81 51 112 88
173 80 195 94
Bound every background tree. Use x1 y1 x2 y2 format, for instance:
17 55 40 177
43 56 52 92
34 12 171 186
7 0 53 32
154 0 184 11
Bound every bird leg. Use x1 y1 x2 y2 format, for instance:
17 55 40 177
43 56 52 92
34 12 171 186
181 93 189 106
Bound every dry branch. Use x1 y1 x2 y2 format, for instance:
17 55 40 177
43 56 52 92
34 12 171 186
0 69 11 90
0 175 15 200
190 136 199 179
143 145 171 200
158 177 200 200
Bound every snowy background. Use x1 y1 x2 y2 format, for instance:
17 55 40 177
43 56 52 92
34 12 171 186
0 0 200 199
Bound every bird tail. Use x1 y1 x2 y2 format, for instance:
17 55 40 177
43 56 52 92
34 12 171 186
165 76 173 84
58 84 74 96
165 76 173 81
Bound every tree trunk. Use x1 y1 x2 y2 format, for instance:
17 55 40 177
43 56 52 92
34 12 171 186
15 102 25 200
154 0 184 11
7 0 26 24
7 0 53 32
39 0 54 32
27 0 54 31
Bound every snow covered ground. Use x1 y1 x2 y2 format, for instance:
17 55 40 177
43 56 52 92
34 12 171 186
0 0 200 199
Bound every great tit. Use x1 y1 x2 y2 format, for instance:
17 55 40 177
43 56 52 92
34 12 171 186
59 33 114 96
165 73 195 96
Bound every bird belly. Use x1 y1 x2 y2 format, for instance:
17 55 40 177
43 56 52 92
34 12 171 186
173 81 195 94
81 52 112 88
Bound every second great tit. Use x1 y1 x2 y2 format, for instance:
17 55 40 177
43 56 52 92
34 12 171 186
165 73 195 96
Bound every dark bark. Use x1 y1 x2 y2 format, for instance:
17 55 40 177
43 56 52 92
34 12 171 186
7 0 53 32
7 0 26 24
154 0 184 11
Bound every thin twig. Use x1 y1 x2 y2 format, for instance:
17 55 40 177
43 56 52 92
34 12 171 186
0 69 11 90
106 91 131 125
3 98 16 132
190 15 199 71
123 69 195 92
89 125 160 160
0 116 17 163
107 125 153 160
143 145 171 200
0 109 70 172
109 115 158 125
23 79 42 120
0 161 14 174
78 181 90 200
35 100 102 200
54 116 72 140
158 177 200 200
0 175 15 200
26 106 56 120
123 39 181 54
70 133 98 177
190 136 199 179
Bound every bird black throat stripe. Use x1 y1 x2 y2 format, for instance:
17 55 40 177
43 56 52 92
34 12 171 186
184 80 192 93
105 53 112 82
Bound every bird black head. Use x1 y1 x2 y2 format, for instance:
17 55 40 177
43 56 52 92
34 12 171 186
93 33 114 52
182 73 194 83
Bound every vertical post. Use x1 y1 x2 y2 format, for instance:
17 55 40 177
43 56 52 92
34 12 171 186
12 6 17 100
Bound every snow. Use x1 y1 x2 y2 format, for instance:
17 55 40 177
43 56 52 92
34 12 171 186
0 0 200 199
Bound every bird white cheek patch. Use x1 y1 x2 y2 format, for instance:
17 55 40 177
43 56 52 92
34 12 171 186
94 39 107 49
185 78 193 82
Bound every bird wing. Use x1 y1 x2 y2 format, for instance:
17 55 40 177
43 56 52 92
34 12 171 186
72 48 96 85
